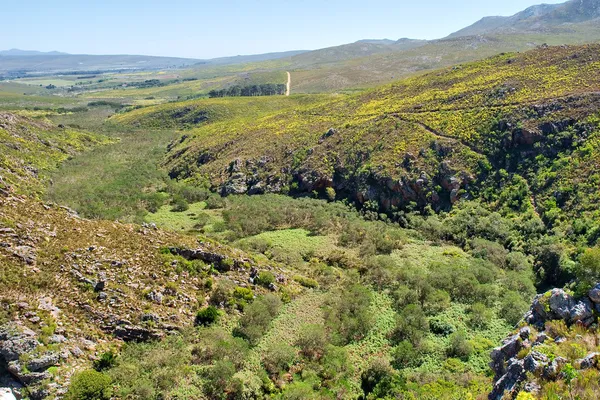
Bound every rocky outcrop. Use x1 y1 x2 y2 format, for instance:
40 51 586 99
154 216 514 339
0 324 59 399
525 287 597 328
169 247 252 272
489 283 600 399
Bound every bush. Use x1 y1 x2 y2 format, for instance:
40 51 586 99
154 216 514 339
325 285 373 345
256 271 276 287
429 317 456 336
447 330 473 360
65 370 112 400
392 304 429 347
195 306 219 327
391 341 419 369
296 324 328 360
234 294 282 345
262 342 296 375
293 275 319 289
171 195 189 212
93 351 117 371
467 303 493 330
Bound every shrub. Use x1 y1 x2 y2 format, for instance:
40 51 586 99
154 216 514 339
65 370 112 400
296 324 328 360
195 306 219 327
467 303 493 330
324 285 373 345
234 294 282 345
429 317 456 336
447 330 473 360
256 271 275 287
93 351 117 371
391 340 419 369
293 275 319 289
392 304 429 346
500 291 529 326
325 187 336 202
171 195 189 212
262 342 296 375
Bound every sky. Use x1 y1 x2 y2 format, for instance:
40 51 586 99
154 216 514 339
0 0 567 59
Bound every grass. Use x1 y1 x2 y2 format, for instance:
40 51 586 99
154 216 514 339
46 127 178 222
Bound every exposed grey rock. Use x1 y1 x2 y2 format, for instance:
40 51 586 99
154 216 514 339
141 313 160 323
26 353 59 372
6 362 49 385
490 333 524 377
146 290 163 304
519 327 531 340
11 246 36 265
523 381 541 394
489 359 526 400
569 298 593 325
70 347 83 358
222 172 248 195
113 325 163 342
524 351 548 373
534 333 549 345
588 284 600 303
0 325 38 362
547 289 575 320
543 356 567 380
0 388 17 400
576 352 600 370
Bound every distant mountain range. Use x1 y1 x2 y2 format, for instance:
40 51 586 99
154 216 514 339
1 0 599 79
449 0 600 37
0 49 69 56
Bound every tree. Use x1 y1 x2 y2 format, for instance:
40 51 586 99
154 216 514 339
324 285 373 345
576 247 600 290
296 324 328 360
392 304 429 347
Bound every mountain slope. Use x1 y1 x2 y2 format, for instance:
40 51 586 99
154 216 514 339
449 0 600 37
162 44 600 245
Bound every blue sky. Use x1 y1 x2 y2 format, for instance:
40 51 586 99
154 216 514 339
1 0 566 59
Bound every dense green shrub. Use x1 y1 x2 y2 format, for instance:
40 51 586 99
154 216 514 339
195 306 219 327
65 370 112 400
256 271 275 287
392 304 429 347
296 324 328 360
467 303 493 330
324 284 373 345
93 351 117 372
234 294 282 345
262 342 296 375
170 194 189 212
447 330 473 360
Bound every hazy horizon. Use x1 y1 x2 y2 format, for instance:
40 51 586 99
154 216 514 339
1 0 566 59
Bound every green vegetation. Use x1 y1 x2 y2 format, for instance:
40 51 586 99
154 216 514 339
64 370 112 400
4 39 600 400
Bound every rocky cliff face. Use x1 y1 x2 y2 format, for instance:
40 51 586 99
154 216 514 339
489 284 600 399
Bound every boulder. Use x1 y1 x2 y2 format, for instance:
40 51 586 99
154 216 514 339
588 284 600 303
0 325 38 362
0 388 16 400
547 289 575 320
576 353 600 370
524 351 548 374
543 356 567 380
489 359 526 400
26 353 59 372
113 325 162 342
490 333 524 377
569 298 594 325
